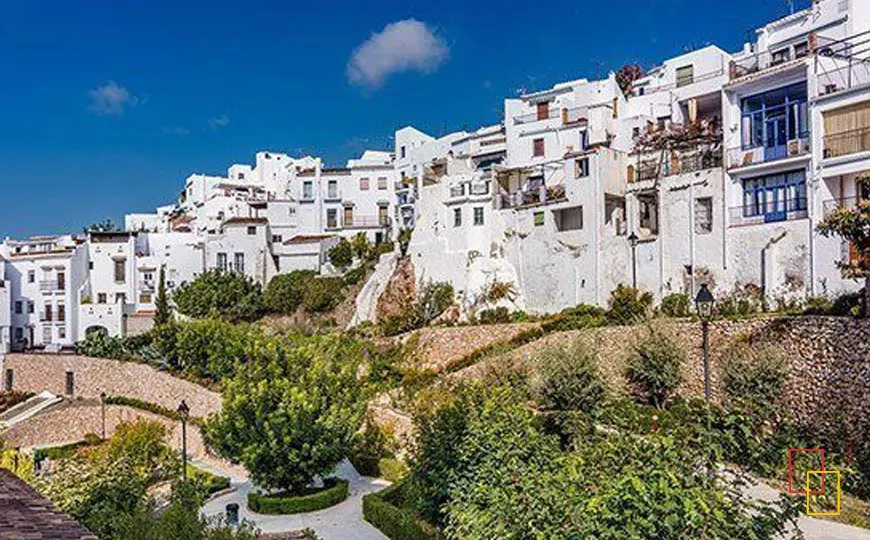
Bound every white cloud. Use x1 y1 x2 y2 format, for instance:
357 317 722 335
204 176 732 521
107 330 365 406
347 19 448 90
88 81 139 116
163 126 190 137
209 115 230 129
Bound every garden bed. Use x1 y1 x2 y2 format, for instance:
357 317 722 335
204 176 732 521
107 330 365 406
247 478 349 515
362 480 439 540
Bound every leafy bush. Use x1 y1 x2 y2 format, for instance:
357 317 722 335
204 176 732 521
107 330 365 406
247 478 348 514
187 465 231 498
380 281 454 336
351 232 371 260
329 238 354 269
362 481 439 540
803 295 834 315
264 270 317 314
721 342 788 419
607 284 653 324
104 396 202 426
476 307 511 324
625 325 684 409
379 458 409 482
351 415 396 478
541 304 607 332
173 270 264 322
173 319 253 381
531 339 606 415
831 290 862 316
302 277 346 313
76 331 128 359
717 285 763 318
204 334 365 494
398 228 413 257
660 293 691 317
343 264 369 286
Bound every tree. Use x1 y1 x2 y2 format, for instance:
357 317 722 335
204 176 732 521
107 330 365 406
204 335 366 494
625 324 684 409
398 228 413 257
531 339 607 415
84 218 121 233
154 265 171 326
615 64 645 97
351 232 371 260
329 238 353 269
817 190 870 317
173 319 254 381
264 270 317 315
608 284 654 325
172 270 264 322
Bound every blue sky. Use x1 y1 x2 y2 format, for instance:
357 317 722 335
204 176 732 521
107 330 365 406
0 0 807 237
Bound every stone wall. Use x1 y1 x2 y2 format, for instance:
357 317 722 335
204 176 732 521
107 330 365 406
455 316 870 441
410 322 541 373
3 354 221 418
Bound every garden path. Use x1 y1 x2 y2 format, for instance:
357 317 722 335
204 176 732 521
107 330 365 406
201 459 389 540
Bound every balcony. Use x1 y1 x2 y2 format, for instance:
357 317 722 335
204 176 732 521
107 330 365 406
823 196 863 216
815 31 870 97
728 48 807 84
823 127 870 160
343 216 392 229
726 137 810 170
498 184 567 209
513 106 588 127
729 198 808 227
629 148 723 183
448 181 490 200
138 281 155 293
39 281 64 294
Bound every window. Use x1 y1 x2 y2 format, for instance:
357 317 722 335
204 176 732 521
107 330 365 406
473 207 484 226
740 83 808 150
378 177 388 190
217 252 228 272
4 369 12 391
344 206 354 227
823 101 870 158
326 209 338 229
14 301 21 314
42 326 52 343
27 270 35 283
115 293 126 304
536 101 550 121
244 225 256 235
327 180 338 199
65 371 74 396
554 206 583 231
114 259 126 283
57 304 65 322
27 301 33 314
378 205 389 226
533 138 545 157
360 177 370 190
303 181 314 199
695 197 713 233
741 170 807 221
632 127 641 139
575 157 590 178
676 65 694 88
57 271 65 291
139 294 152 304
272 234 283 243
234 253 245 274
43 304 51 321
771 48 790 65
58 326 66 339
453 208 462 227
97 293 107 304
400 146 406 159
534 211 545 226
794 41 809 59
14 328 23 341
238 172 245 180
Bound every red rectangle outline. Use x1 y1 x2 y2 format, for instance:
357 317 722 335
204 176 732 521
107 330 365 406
787 448 825 495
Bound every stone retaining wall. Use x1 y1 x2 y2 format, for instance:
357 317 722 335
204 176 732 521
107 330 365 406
3 354 221 418
410 322 541 373
455 316 870 442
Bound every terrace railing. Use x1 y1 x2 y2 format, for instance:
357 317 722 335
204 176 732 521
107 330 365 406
823 127 870 159
726 137 810 170
728 198 808 227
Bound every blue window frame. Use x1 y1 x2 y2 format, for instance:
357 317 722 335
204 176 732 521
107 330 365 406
741 83 809 158
741 170 807 222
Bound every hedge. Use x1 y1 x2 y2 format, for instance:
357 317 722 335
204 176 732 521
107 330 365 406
378 458 409 483
362 481 439 540
247 478 349 514
104 395 203 427
188 464 231 497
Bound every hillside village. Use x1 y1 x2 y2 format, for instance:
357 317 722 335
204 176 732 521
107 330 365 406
3 1 870 540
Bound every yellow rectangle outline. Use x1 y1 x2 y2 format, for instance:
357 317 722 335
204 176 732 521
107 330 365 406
805 470 840 516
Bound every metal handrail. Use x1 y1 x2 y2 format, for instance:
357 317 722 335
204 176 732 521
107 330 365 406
823 127 870 159
729 197 808 226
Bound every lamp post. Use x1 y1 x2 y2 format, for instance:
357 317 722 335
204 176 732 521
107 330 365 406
694 283 715 475
628 232 639 288
177 400 190 481
100 392 107 440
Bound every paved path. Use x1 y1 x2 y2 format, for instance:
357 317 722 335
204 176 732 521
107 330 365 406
202 459 389 540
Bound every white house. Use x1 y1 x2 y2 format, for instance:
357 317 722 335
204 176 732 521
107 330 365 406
0 257 11 354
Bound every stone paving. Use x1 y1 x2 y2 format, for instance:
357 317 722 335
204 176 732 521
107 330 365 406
202 459 389 540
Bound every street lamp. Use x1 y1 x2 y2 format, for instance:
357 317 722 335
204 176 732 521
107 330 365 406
628 232 639 288
177 400 190 481
100 392 107 440
695 283 715 476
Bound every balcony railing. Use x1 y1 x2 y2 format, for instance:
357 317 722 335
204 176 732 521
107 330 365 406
39 280 64 294
448 182 490 199
343 216 392 229
823 127 870 160
815 30 870 96
513 106 589 126
726 137 810 170
823 196 864 216
729 49 808 82
729 198 808 227
138 281 155 293
498 184 567 209
629 148 723 183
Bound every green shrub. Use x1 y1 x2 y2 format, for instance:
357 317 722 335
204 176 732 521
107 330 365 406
36 440 97 461
717 285 762 318
329 238 354 269
531 339 606 415
362 482 439 540
380 281 454 336
625 325 684 409
803 295 834 315
351 415 396 478
351 232 371 260
510 310 530 322
476 307 511 324
660 293 691 317
173 319 252 381
607 284 653 324
720 342 788 419
264 270 317 314
187 464 231 498
302 277 345 313
831 291 861 316
398 228 413 257
378 458 409 482
343 265 369 286
172 270 264 322
76 331 128 359
541 304 607 332
104 396 203 427
247 478 349 514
